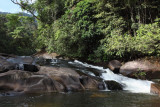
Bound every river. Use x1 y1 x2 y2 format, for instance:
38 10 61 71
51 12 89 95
0 57 160 107
0 91 160 107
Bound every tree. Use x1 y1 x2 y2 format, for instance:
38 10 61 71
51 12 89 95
10 0 160 61
4 13 37 55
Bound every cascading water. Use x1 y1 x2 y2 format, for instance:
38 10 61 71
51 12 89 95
70 60 153 93
102 69 152 93
6 55 153 93
1 56 159 107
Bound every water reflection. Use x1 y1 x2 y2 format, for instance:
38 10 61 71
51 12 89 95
0 91 160 107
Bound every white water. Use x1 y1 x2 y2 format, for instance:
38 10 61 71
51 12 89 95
71 60 153 93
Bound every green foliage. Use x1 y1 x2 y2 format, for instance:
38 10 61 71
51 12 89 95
133 70 147 80
0 13 36 55
0 14 12 53
101 20 160 61
33 0 66 24
7 0 160 62
44 0 102 59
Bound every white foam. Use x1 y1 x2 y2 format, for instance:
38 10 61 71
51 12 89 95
70 60 153 93
102 69 152 93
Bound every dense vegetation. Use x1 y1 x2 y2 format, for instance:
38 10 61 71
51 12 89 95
0 13 37 55
0 0 160 61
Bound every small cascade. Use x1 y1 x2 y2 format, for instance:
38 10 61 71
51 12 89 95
102 69 152 93
5 56 153 93
51 59 58 64
6 56 34 71
18 64 24 70
70 60 153 93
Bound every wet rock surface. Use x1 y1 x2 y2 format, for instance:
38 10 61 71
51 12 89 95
0 53 156 94
23 64 39 72
0 54 103 93
105 80 123 90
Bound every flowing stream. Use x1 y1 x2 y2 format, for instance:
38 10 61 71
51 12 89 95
70 60 152 93
5 56 153 93
1 56 159 107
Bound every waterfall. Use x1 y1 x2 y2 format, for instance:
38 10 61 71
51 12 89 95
102 69 152 93
71 60 153 93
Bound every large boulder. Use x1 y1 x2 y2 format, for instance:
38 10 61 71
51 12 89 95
0 64 103 93
108 60 122 74
150 83 160 96
120 60 160 80
38 66 101 91
105 80 123 90
0 70 63 93
38 66 84 92
0 58 17 73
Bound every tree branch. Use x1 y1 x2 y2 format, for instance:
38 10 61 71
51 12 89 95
11 0 40 20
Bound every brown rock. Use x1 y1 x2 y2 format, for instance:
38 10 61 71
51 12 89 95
38 66 80 77
0 70 63 93
108 60 122 74
79 75 100 90
38 66 84 92
34 52 60 59
38 66 101 91
120 60 160 80
0 65 104 93
150 83 160 96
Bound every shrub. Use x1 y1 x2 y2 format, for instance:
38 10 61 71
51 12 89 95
101 19 160 61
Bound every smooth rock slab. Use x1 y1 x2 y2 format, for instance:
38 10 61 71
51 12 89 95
38 66 84 91
0 70 63 93
38 66 101 91
120 60 160 80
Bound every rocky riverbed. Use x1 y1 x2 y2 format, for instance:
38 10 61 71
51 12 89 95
0 53 160 96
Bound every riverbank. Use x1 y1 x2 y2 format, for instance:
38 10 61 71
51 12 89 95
0 52 160 96
33 51 160 95
33 51 160 80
